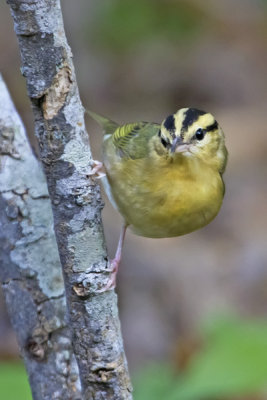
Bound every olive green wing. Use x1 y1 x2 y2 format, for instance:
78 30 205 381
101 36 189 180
86 109 160 159
112 122 160 159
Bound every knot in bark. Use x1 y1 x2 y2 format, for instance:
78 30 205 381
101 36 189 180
26 337 46 360
72 282 90 299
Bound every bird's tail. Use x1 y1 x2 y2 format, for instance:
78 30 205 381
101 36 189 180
85 109 118 136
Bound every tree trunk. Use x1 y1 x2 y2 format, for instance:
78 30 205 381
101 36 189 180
6 0 132 398
0 74 81 400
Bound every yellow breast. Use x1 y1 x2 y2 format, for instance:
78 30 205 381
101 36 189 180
103 146 224 238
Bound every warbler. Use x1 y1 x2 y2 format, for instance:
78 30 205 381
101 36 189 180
87 108 228 288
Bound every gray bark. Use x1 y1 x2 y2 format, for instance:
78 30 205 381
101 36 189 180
6 1 132 399
0 74 81 400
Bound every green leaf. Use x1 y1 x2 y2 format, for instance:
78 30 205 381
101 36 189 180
133 364 175 400
0 362 31 400
169 317 267 400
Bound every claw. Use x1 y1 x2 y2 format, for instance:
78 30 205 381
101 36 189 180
98 224 128 293
98 259 119 292
87 160 106 179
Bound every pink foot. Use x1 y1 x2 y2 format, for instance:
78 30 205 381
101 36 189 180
100 258 120 292
98 224 128 293
87 160 106 179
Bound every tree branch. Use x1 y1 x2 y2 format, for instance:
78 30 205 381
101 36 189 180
0 74 81 400
6 1 132 398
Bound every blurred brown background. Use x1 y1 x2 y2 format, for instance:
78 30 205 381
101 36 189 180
1 0 267 395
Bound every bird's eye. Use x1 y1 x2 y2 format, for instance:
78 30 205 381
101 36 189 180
195 128 205 141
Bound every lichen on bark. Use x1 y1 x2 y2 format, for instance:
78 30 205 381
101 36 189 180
6 1 132 398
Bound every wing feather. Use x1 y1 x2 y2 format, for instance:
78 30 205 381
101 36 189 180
87 109 160 160
112 122 160 159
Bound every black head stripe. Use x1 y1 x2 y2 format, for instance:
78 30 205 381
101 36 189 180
182 108 206 131
164 114 175 131
205 121 218 132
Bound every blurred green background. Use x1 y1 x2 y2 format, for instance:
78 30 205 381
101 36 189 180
1 0 267 399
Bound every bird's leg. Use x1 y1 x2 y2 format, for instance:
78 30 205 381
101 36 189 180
87 160 106 179
101 224 128 292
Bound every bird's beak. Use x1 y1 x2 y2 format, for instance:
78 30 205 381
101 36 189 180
175 143 191 153
171 136 190 153
171 136 182 153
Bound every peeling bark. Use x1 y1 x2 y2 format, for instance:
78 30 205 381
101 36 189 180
6 1 132 399
43 65 72 120
0 75 81 400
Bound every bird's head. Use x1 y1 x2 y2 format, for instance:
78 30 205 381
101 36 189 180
159 108 228 173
